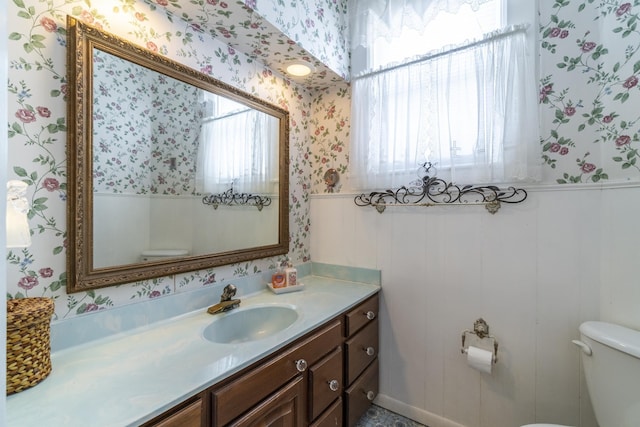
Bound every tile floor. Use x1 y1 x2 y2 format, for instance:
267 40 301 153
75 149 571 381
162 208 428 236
355 405 427 427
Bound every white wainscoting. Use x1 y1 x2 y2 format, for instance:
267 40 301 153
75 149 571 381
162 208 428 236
311 184 640 427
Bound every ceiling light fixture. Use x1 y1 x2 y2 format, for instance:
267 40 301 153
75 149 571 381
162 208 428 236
285 60 315 77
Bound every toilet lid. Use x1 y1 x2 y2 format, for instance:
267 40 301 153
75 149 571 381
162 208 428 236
521 424 573 427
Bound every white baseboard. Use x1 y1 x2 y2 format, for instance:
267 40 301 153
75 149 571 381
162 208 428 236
374 394 467 427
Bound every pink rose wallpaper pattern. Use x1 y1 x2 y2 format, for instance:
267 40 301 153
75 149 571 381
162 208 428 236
7 0 640 320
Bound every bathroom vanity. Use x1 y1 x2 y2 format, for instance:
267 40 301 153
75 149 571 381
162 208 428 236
142 293 379 427
7 272 380 427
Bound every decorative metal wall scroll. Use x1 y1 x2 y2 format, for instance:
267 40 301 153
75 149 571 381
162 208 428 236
354 163 527 214
202 186 272 211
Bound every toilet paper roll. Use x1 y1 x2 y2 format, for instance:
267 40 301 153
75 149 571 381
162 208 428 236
467 345 493 374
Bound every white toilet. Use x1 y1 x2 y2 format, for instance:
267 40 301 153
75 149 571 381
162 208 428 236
522 321 640 427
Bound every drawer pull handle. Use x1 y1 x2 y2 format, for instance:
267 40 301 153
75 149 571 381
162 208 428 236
295 359 308 372
328 379 340 392
365 346 376 357
366 390 376 401
365 311 376 320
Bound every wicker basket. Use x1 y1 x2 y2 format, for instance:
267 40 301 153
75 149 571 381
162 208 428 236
6 297 54 395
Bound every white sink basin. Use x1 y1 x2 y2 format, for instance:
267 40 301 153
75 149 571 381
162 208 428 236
203 305 299 344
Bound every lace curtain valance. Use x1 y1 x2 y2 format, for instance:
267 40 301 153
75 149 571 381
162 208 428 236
349 0 493 50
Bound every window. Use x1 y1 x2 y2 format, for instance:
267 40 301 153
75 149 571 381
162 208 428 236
349 0 540 190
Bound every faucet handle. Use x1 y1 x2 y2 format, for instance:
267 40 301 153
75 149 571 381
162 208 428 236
220 284 237 301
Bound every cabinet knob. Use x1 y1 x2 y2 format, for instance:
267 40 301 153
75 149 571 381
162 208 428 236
365 346 376 357
366 390 376 401
365 311 376 320
295 359 308 372
328 379 340 392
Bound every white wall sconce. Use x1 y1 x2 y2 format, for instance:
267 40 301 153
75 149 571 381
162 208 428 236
285 60 315 77
6 180 31 248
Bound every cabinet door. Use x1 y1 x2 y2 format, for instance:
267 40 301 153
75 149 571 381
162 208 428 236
230 376 305 427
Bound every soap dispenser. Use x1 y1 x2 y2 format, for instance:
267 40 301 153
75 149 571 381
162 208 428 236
271 261 286 289
284 259 297 287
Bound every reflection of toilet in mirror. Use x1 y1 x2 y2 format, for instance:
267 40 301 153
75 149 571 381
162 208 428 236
140 249 189 263
521 321 640 427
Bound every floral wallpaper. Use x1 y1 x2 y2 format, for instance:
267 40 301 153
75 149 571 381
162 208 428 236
93 49 200 195
539 0 640 184
7 0 640 321
145 0 349 89
6 0 314 319
309 82 351 192
252 0 350 80
307 0 640 193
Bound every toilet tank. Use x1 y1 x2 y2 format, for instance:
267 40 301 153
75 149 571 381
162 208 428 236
140 249 189 262
578 321 640 427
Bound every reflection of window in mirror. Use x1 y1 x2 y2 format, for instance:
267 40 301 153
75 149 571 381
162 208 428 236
196 91 279 195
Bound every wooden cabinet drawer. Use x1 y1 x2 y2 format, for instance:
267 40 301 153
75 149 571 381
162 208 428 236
309 346 343 421
345 319 378 385
144 397 202 427
212 319 342 426
310 398 343 427
345 295 378 337
345 359 378 427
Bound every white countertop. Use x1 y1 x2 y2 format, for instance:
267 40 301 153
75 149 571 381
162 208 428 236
7 276 379 427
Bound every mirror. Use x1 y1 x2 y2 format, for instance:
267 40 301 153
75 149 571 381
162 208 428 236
66 16 289 292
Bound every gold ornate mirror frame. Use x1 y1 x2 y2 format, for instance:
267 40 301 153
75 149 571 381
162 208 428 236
66 16 289 292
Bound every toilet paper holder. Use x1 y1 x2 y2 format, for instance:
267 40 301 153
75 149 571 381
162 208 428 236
461 318 498 363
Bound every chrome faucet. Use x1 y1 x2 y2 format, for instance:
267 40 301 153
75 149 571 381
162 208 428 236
207 284 241 315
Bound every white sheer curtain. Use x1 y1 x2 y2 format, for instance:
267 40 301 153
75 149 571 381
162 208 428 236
196 93 278 194
349 0 541 189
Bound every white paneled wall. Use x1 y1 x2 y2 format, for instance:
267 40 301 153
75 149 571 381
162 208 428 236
311 185 640 427
600 188 640 329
